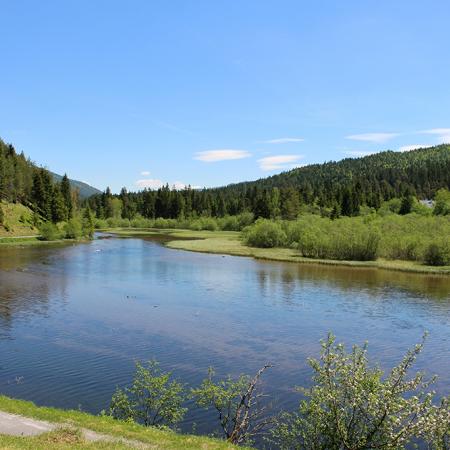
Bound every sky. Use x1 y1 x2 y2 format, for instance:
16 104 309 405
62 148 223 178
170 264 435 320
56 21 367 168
1 0 449 193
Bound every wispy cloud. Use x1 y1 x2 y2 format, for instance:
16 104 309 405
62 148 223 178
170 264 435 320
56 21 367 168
140 171 150 176
343 150 377 157
262 137 304 144
398 144 432 152
194 149 251 162
135 179 193 190
421 128 450 135
258 155 304 171
421 128 450 144
346 132 399 143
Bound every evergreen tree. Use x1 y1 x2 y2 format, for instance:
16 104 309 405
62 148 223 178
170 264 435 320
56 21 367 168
281 187 300 220
51 186 68 222
399 195 414 215
60 174 73 218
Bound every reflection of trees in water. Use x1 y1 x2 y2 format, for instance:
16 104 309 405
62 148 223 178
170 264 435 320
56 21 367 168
0 270 67 338
255 262 450 305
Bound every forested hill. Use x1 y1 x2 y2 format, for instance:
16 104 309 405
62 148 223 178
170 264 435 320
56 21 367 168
0 138 99 225
88 145 449 221
50 172 101 199
205 144 450 212
215 145 449 199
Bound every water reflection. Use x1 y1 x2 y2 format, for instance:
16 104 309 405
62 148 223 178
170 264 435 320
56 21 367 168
0 237 449 441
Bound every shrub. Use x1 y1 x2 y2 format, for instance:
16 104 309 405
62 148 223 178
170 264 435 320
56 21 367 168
64 218 83 239
218 215 240 231
109 360 186 427
189 217 218 231
192 365 272 445
433 188 450 215
0 205 4 225
270 334 450 450
244 219 287 248
39 222 62 241
424 242 450 266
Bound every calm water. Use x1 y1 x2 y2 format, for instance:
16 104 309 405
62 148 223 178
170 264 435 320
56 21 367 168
1 235 450 440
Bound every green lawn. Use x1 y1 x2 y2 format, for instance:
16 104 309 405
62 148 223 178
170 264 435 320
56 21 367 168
104 228 450 275
0 396 245 450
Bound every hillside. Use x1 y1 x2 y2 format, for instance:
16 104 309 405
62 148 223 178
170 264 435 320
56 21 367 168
211 144 450 203
50 172 101 199
88 145 450 221
0 201 38 237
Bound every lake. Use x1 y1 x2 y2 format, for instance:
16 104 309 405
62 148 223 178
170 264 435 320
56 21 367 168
1 234 449 440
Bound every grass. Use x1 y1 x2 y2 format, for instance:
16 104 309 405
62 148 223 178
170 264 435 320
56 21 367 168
0 427 128 449
0 396 245 450
104 228 450 275
0 201 38 237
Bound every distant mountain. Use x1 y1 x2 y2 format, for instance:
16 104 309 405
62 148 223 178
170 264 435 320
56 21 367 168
50 172 101 199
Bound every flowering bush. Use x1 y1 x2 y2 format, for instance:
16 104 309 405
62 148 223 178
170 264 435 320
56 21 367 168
271 334 450 449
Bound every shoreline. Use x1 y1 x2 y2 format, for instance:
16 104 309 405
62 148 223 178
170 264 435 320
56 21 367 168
103 228 450 276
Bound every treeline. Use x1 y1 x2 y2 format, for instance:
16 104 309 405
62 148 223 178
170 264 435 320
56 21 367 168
87 145 450 221
0 138 79 224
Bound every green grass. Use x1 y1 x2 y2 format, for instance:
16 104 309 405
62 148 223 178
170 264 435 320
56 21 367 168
0 396 245 450
0 427 131 449
105 228 450 275
0 201 38 237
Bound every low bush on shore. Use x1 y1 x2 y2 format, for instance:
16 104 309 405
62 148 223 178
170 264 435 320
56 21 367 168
243 214 450 264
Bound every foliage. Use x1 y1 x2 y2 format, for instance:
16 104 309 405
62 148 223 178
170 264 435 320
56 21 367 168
39 222 62 241
241 214 450 264
192 365 273 444
270 334 450 450
82 207 95 238
0 204 4 225
64 218 83 239
424 241 450 266
109 360 186 428
434 188 450 215
243 219 287 248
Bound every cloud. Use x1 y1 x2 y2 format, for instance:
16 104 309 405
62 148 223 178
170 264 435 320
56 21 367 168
262 137 304 144
346 132 399 143
421 128 450 135
194 149 251 162
140 171 150 176
135 179 164 189
258 155 304 171
135 179 198 190
421 128 450 144
398 144 433 152
343 150 377 157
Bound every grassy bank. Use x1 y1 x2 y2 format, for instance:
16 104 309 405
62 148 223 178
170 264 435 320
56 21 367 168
0 396 244 450
104 228 450 275
0 201 38 237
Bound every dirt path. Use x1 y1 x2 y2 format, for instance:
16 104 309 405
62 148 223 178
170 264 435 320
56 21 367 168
0 410 152 448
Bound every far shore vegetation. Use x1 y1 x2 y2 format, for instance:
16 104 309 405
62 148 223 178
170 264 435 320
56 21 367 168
1 138 449 273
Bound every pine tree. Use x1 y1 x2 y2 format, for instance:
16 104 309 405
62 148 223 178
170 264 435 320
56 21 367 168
60 174 73 218
51 186 68 223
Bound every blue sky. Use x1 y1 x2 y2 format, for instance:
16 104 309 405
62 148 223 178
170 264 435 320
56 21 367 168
1 0 449 192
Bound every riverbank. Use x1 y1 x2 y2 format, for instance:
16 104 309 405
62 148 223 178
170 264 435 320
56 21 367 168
0 396 244 449
0 236 88 247
105 228 450 275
